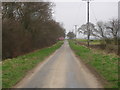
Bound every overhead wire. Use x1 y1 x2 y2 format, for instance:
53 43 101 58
90 2 98 23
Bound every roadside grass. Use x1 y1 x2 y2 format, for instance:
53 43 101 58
69 40 119 88
2 41 63 88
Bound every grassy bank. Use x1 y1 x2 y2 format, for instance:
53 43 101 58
76 39 118 55
69 40 119 88
2 41 63 88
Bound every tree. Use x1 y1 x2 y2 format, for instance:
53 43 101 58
67 32 76 39
78 22 96 43
91 21 112 45
105 19 119 45
94 21 108 39
2 2 66 59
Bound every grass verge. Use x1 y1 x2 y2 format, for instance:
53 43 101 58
69 40 119 88
2 41 63 88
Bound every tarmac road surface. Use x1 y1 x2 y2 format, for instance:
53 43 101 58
15 40 103 88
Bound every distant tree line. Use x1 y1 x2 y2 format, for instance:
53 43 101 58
67 32 76 39
2 2 65 59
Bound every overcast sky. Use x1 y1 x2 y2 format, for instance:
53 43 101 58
51 0 119 38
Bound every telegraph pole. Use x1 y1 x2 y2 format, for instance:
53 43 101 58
87 0 90 47
82 0 90 47
74 25 77 39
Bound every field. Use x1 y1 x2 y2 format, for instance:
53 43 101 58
69 40 119 88
76 39 118 54
2 41 63 88
76 39 101 45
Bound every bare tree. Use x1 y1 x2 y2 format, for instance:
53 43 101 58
94 21 107 39
78 22 96 38
105 19 119 45
93 21 113 43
